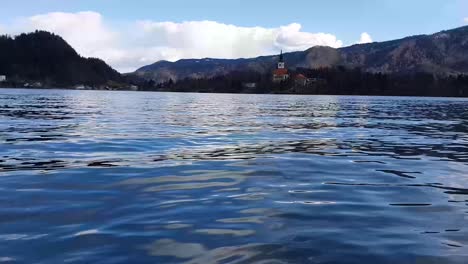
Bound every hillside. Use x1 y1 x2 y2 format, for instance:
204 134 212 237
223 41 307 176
0 31 122 86
133 26 468 81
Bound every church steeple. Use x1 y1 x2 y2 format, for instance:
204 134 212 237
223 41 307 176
272 49 289 82
277 50 285 69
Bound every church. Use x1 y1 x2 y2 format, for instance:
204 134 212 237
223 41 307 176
272 51 289 83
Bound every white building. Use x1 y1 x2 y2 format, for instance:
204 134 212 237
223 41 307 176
0 75 6 82
242 82 257 89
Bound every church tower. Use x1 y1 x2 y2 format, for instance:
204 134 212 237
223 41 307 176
272 50 289 83
277 50 285 69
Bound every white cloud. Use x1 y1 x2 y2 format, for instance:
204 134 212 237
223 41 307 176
358 32 373 44
464 17 468 24
275 23 343 51
137 21 343 59
0 24 8 35
26 12 118 58
7 11 346 72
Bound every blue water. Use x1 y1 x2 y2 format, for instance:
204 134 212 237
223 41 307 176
1 88 468 263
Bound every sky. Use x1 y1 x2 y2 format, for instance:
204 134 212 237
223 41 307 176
0 0 467 72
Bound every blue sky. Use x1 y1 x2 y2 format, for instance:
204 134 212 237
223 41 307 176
1 0 466 72
1 0 466 42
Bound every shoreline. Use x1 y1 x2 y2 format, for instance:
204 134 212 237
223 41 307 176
1 87 467 99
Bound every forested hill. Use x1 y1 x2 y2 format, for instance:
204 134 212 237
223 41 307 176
0 31 122 86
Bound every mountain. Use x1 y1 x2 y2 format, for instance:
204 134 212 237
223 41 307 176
134 26 468 81
0 31 122 86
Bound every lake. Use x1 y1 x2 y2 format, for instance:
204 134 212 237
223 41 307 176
1 88 467 263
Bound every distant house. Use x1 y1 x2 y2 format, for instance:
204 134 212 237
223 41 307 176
294 74 307 86
242 82 257 89
32 82 43 88
242 82 257 92
272 51 289 83
294 75 327 87
0 75 6 82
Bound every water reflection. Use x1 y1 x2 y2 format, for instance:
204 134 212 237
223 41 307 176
146 239 206 259
0 89 467 263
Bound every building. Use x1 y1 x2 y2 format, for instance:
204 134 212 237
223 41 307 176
242 82 257 89
242 82 257 92
0 75 6 82
294 74 308 86
272 51 289 83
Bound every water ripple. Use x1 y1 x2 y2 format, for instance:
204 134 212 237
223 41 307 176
0 89 467 263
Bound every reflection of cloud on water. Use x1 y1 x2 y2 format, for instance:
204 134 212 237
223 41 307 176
144 181 244 192
217 216 265 224
117 170 246 193
240 208 277 215
146 239 206 259
194 228 255 237
145 239 285 264
275 201 336 205
227 192 269 201
164 224 193 230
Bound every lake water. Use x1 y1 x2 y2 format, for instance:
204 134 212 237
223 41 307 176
1 88 468 263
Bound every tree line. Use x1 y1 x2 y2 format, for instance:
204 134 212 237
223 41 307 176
137 67 468 97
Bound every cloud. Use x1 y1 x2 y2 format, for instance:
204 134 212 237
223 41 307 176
358 32 373 44
464 17 468 24
26 12 118 58
7 11 347 72
0 24 9 35
137 21 343 59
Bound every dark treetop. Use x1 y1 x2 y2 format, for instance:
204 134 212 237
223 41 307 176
0 31 122 87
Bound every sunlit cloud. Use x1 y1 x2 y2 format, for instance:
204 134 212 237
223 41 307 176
0 24 7 35
358 32 373 44
137 20 343 58
27 12 117 53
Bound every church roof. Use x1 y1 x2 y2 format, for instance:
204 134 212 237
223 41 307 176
273 68 288 76
295 74 306 79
